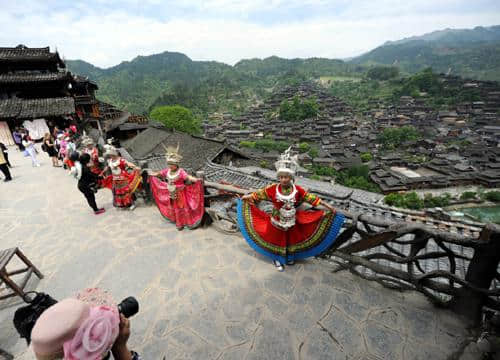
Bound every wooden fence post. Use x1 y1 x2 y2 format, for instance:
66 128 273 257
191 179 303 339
450 223 500 325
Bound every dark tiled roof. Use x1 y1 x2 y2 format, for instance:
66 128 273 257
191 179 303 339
118 123 149 131
0 72 70 84
124 125 225 173
0 97 75 119
0 46 65 67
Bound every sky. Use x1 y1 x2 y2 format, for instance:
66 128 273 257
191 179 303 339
1 0 500 68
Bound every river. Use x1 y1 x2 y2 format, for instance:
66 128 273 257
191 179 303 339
461 205 500 224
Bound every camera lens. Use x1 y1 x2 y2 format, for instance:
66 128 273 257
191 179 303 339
117 297 139 318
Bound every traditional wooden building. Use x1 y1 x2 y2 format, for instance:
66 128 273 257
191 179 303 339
0 45 78 142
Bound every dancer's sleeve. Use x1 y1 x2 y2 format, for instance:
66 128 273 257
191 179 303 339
250 184 274 202
297 186 321 207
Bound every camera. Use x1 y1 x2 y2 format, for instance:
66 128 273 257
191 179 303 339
117 297 139 318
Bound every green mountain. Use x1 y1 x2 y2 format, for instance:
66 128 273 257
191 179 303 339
66 25 500 116
66 54 359 116
351 25 500 81
68 52 240 114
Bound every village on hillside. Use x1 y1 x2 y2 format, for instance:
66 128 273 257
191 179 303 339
205 78 500 195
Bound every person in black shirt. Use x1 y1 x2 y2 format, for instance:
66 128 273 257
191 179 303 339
0 142 11 167
78 153 105 215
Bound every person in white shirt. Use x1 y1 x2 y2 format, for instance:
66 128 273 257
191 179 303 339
22 135 40 167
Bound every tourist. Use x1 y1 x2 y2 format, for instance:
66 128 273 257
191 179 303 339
12 128 24 151
69 151 82 180
0 144 12 182
63 136 77 170
239 147 344 271
42 133 60 167
58 134 68 166
149 145 204 230
30 288 142 360
78 153 105 215
0 142 11 167
102 149 142 210
22 134 40 167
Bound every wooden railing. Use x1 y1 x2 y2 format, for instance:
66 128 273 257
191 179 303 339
199 178 500 325
324 211 500 325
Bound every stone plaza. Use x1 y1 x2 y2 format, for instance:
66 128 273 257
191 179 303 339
0 147 478 359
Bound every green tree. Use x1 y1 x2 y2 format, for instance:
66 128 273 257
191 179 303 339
308 147 319 159
378 125 420 149
298 142 311 153
384 193 404 207
279 96 319 122
485 191 500 202
460 191 477 201
240 140 256 148
360 152 373 163
150 105 201 135
404 192 424 210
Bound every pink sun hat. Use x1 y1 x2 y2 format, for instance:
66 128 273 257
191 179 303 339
31 288 120 360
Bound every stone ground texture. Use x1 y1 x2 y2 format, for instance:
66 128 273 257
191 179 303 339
0 147 478 359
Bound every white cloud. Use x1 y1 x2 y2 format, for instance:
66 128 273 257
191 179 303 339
0 1 499 67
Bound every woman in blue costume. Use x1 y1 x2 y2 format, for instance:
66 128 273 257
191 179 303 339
238 148 345 271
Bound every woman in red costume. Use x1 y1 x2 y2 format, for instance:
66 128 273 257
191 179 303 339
149 145 204 230
102 149 142 210
239 148 344 271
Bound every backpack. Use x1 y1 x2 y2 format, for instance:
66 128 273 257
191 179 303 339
13 292 58 344
41 143 48 152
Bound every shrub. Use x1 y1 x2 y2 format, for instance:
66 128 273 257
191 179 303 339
404 192 424 210
460 191 477 201
485 191 500 202
150 105 201 135
298 142 311 153
360 152 373 163
308 147 319 159
384 193 403 207
240 140 256 148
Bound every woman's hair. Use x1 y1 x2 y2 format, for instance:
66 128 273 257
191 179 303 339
79 152 91 165
43 133 50 141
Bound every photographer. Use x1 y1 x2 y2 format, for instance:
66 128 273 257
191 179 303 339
30 288 141 360
78 153 105 215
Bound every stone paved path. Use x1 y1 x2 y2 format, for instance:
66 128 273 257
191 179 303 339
0 146 474 359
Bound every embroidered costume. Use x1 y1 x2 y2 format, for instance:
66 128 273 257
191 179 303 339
237 147 344 265
149 145 204 230
108 153 142 208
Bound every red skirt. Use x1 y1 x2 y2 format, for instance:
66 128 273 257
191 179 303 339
112 170 142 208
91 166 112 190
237 199 344 263
149 177 204 229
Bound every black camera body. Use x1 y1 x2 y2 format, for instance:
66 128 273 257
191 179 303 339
117 297 139 318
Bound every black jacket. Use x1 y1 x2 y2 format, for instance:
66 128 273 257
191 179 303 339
78 165 98 188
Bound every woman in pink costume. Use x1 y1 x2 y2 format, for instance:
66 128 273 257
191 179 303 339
149 145 204 230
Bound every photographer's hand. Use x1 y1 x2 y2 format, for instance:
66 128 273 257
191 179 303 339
112 314 132 360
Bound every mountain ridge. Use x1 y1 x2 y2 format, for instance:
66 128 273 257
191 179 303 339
65 24 500 115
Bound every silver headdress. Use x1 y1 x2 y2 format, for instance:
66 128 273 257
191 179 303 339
274 147 299 177
163 143 183 165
